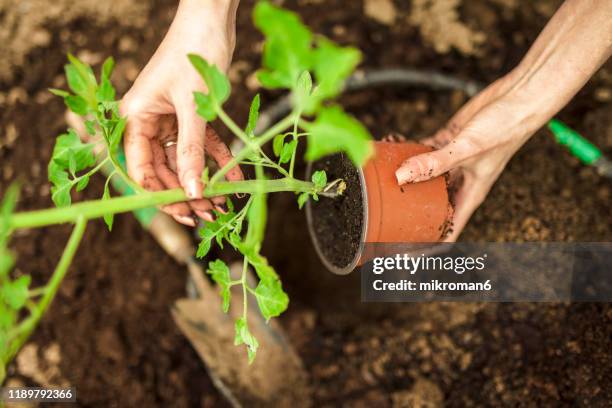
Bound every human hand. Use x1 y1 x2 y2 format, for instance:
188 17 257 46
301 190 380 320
396 0 612 241
120 0 242 226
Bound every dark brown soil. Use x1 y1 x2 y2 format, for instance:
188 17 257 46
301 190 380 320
309 153 363 269
1 0 612 407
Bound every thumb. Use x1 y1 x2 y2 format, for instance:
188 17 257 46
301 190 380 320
395 138 475 184
176 101 206 199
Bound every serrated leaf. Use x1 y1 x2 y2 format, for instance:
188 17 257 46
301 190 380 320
305 106 373 166
102 181 113 231
297 192 309 209
2 275 31 310
206 259 231 313
189 54 230 120
234 317 259 364
311 170 327 189
254 1 314 89
254 277 289 321
245 94 260 137
50 129 96 173
272 134 285 157
279 139 297 164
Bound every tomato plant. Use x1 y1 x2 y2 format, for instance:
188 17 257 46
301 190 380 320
0 1 373 376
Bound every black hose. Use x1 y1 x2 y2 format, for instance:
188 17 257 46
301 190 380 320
254 68 484 134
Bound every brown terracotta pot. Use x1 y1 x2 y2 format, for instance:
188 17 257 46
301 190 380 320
306 141 451 274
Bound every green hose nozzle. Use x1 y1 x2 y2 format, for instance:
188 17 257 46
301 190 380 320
548 119 602 165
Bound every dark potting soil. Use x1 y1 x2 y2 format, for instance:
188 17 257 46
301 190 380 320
310 153 363 269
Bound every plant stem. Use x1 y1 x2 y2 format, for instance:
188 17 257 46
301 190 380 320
10 178 315 229
5 216 87 363
210 113 298 184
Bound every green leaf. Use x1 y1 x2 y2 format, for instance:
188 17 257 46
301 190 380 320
101 57 115 80
0 184 18 241
279 139 297 164
234 317 259 364
109 117 127 151
297 192 309 209
272 134 285 157
245 94 260 137
305 106 373 166
254 1 314 89
249 253 279 281
84 120 96 136
102 181 113 231
48 164 73 207
206 259 232 313
244 193 267 253
254 277 289 321
294 70 313 110
64 95 88 115
197 227 215 258
50 129 96 173
49 88 69 98
76 175 90 192
189 54 230 120
312 38 361 103
0 250 14 279
2 275 31 310
311 170 327 189
65 53 97 105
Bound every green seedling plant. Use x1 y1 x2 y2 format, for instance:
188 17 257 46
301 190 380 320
0 0 373 376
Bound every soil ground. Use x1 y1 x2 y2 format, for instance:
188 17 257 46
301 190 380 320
1 0 611 406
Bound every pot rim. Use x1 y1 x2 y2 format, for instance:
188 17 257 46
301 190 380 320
305 158 368 275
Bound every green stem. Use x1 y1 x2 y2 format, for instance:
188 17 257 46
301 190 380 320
210 113 298 184
6 216 87 363
10 178 315 229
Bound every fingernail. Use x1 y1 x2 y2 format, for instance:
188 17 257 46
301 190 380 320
235 193 246 199
176 215 196 227
202 211 215 222
187 179 199 199
215 203 229 214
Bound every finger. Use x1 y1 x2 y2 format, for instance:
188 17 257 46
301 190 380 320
443 173 487 242
204 126 244 209
396 138 477 184
151 141 192 217
176 101 206 200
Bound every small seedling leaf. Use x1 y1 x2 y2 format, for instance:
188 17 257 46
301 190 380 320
305 106 373 166
297 192 309 209
197 227 215 258
76 175 90 192
272 134 285 157
245 94 260 137
311 170 327 189
279 139 297 164
207 259 232 313
254 277 289 321
234 317 259 364
293 70 313 110
2 275 31 310
102 182 113 231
